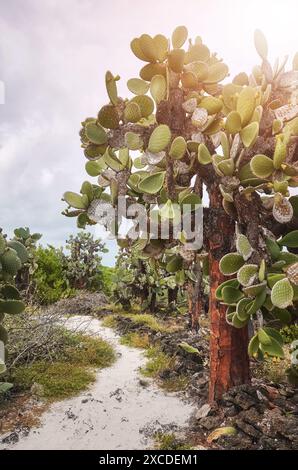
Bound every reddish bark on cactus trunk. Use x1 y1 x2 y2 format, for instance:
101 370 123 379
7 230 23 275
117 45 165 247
208 188 250 402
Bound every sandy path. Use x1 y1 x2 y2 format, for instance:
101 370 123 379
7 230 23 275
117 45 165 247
1 316 195 450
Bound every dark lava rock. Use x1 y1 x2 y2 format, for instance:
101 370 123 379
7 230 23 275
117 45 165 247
192 381 298 450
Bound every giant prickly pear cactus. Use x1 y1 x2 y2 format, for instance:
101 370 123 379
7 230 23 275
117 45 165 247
0 229 28 390
63 27 298 401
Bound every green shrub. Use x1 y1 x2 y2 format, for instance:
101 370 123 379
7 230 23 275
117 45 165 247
33 246 73 304
280 324 298 344
100 266 115 296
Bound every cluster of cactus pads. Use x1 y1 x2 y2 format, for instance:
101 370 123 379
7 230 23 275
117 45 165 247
0 229 28 386
63 26 298 375
218 230 298 355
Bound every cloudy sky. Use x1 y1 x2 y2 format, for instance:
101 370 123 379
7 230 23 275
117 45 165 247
1 0 298 266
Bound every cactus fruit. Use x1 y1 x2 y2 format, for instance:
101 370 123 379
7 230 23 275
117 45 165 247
237 264 258 287
219 253 245 275
271 278 294 308
148 125 171 153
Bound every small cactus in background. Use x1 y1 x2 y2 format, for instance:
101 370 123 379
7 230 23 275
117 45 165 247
65 232 108 290
0 228 28 388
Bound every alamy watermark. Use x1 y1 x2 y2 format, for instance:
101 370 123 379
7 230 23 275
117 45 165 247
89 196 203 250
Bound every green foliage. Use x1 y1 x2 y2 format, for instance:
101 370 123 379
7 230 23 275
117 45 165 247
112 250 182 311
33 246 72 304
64 232 108 290
154 432 191 450
219 230 298 361
12 330 116 400
280 324 298 344
119 332 150 349
100 266 115 296
141 346 174 378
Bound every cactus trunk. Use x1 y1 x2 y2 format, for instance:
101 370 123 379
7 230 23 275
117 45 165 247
168 286 178 305
188 261 202 330
208 188 250 402
149 290 157 313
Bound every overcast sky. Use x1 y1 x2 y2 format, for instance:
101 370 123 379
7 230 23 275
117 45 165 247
1 0 298 266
